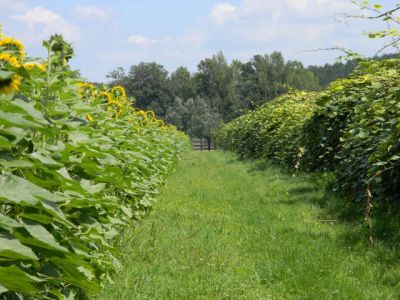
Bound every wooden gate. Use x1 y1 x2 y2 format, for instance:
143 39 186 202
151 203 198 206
192 138 215 150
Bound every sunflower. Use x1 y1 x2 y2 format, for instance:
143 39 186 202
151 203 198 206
0 53 21 94
24 62 46 72
108 99 122 107
78 82 95 98
145 110 155 120
157 119 165 127
107 99 124 118
111 85 126 100
99 91 112 104
136 110 148 121
0 37 26 60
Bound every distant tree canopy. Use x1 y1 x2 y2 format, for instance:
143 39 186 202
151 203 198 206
308 53 400 88
236 52 319 111
106 51 398 138
307 61 358 88
165 97 222 140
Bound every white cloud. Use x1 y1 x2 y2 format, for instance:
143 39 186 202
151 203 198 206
205 0 359 46
12 6 60 25
73 5 111 19
127 35 162 46
11 6 80 42
240 0 356 18
209 3 237 25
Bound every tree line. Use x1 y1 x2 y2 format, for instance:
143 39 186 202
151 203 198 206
106 51 398 139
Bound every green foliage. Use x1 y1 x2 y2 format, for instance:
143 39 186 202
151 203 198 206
301 58 400 203
0 34 188 299
236 52 319 111
195 52 239 121
107 50 321 129
112 62 172 117
308 53 399 88
166 96 222 139
308 60 358 88
217 57 400 210
44 34 74 67
169 67 196 101
347 1 400 53
216 90 318 165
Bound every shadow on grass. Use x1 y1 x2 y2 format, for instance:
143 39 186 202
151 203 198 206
242 155 400 268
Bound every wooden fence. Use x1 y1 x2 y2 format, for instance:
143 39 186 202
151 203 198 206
192 138 215 151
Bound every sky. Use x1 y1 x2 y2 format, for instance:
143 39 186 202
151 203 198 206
0 0 397 82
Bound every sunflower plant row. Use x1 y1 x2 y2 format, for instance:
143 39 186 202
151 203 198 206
216 58 400 212
0 32 189 299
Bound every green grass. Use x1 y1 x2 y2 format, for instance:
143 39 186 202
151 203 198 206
95 151 400 299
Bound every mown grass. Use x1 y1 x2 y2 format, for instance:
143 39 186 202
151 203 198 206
96 151 400 299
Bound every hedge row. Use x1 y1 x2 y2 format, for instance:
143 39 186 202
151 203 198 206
0 34 189 299
216 58 400 206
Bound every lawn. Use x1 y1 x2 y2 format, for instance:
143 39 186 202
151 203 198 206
95 151 400 299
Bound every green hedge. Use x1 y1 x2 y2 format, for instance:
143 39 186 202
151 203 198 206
217 58 400 206
216 90 318 166
300 59 400 202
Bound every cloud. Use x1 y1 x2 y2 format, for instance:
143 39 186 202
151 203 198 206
127 35 160 46
73 5 111 19
127 35 172 46
11 6 80 42
205 0 359 46
12 6 60 25
209 3 237 25
209 0 356 24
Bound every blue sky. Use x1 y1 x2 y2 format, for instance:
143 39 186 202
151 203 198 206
1 0 397 82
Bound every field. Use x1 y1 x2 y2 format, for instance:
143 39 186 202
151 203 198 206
1 2 400 298
96 151 400 299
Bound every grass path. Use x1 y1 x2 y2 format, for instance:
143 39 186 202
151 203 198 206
96 151 400 299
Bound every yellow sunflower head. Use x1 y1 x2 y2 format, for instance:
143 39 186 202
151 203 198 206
99 91 112 104
136 110 148 121
146 110 156 120
0 37 26 60
108 99 122 107
107 99 124 118
0 53 21 94
78 82 95 99
23 62 46 72
111 85 126 101
157 119 165 127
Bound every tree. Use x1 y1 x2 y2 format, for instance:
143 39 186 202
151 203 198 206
106 67 126 87
166 96 222 139
195 52 239 121
186 97 222 139
307 53 399 88
165 97 189 131
169 67 196 100
236 52 319 110
284 60 320 91
126 62 172 116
